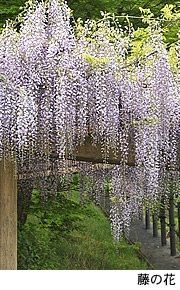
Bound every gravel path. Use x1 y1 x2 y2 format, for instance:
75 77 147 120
128 219 180 270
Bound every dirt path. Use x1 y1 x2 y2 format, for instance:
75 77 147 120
128 219 180 270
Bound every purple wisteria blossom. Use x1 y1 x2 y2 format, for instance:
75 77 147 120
0 0 179 241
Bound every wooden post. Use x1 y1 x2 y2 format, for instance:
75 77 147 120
139 205 143 221
169 195 176 256
178 202 180 242
152 211 158 237
160 200 167 246
0 159 17 270
145 208 150 229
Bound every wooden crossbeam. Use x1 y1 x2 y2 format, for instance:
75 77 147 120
73 136 135 165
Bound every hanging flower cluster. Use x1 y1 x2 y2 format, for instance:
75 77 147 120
0 0 179 241
76 163 142 240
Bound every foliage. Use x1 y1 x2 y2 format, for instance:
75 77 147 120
67 0 179 21
18 186 149 270
68 0 180 43
0 0 26 32
0 1 179 42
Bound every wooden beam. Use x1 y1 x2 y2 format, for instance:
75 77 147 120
74 135 180 170
0 159 17 270
73 136 135 165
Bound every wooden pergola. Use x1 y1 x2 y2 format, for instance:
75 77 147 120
0 135 179 269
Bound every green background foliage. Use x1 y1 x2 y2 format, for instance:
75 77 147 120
68 0 179 23
0 0 179 30
0 0 26 29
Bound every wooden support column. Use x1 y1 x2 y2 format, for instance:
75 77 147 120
178 202 180 242
0 159 17 270
138 205 143 221
160 199 167 246
145 208 150 229
152 211 158 238
169 195 176 256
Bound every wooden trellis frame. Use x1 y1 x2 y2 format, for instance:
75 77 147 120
0 135 135 270
0 135 180 269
